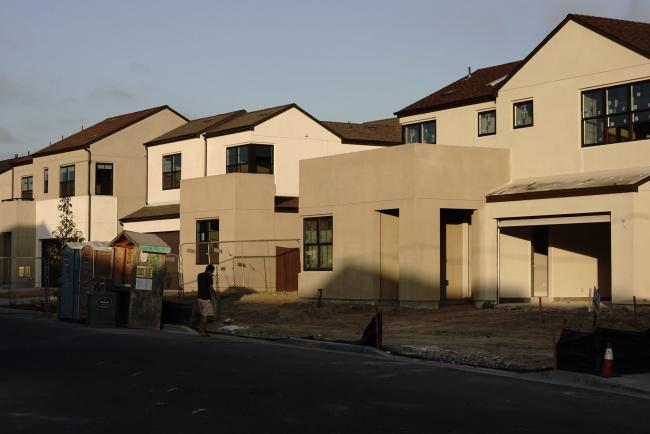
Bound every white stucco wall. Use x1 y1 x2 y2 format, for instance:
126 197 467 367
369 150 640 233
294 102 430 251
147 138 204 205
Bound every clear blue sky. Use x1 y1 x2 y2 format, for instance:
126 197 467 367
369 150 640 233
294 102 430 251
1 0 649 159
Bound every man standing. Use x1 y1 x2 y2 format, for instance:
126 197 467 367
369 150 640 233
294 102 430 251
197 264 216 337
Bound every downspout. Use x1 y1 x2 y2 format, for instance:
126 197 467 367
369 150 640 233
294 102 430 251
10 166 14 200
145 146 149 205
84 148 92 241
203 135 208 176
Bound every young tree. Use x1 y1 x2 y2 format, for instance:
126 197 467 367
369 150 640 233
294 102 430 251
48 196 85 262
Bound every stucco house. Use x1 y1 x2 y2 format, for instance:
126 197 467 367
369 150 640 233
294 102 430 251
0 105 187 286
121 103 401 292
298 14 650 306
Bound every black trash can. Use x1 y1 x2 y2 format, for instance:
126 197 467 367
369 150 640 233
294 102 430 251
87 292 116 328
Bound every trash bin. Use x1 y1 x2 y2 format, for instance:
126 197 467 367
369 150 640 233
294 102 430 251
87 291 116 327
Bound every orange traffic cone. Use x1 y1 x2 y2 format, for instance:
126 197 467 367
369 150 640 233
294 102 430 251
601 342 614 377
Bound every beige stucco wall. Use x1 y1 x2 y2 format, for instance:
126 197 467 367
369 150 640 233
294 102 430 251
206 107 382 197
0 200 36 285
179 173 300 292
299 144 510 306
400 101 499 149
0 170 12 200
497 20 650 179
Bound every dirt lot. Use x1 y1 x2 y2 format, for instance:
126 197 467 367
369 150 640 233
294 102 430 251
203 291 650 371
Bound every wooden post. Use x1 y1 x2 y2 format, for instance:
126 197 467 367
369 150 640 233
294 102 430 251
538 296 544 323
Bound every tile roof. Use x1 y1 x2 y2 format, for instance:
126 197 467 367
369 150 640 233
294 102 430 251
321 118 402 146
394 61 521 117
486 168 650 202
0 155 33 174
274 196 299 212
120 203 180 222
33 105 187 157
203 104 296 138
145 110 246 146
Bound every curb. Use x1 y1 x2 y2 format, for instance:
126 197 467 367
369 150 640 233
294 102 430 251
278 337 389 357
519 370 650 399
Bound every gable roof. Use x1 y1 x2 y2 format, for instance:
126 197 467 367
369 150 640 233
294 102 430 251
145 110 246 146
203 104 296 138
0 154 33 174
394 61 521 117
320 118 402 146
33 105 188 157
496 14 650 93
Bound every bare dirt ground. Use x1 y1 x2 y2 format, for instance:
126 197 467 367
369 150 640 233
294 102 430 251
201 291 650 371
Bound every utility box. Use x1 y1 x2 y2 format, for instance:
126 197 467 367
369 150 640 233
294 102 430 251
59 241 112 320
110 231 170 330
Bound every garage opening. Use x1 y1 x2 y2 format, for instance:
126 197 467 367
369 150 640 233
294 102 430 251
498 214 611 302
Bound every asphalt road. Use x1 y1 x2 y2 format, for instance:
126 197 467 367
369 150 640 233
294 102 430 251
1 310 648 434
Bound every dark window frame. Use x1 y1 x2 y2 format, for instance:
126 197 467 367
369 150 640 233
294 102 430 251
226 144 274 174
303 216 333 271
478 110 497 137
403 120 436 144
21 175 33 199
59 165 75 198
162 153 182 190
95 162 113 196
196 219 219 265
513 100 534 129
43 168 48 194
581 80 650 147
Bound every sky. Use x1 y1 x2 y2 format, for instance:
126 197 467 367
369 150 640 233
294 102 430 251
1 0 650 159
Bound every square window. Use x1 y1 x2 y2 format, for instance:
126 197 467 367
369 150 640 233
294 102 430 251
514 101 533 128
478 110 496 136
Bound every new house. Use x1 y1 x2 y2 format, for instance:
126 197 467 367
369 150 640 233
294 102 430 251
121 103 400 292
0 106 187 286
298 14 650 306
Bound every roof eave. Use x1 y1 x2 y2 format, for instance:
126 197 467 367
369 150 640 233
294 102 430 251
395 95 496 117
486 184 639 203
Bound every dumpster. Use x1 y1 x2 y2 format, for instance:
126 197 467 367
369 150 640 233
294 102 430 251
59 241 112 320
110 231 170 330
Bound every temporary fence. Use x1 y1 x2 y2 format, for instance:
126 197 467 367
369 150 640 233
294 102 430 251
0 256 59 314
178 239 301 294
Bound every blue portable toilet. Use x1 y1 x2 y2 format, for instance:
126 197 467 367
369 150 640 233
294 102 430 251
58 241 112 320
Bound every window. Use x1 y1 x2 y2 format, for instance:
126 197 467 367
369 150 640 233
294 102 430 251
514 100 533 128
226 144 274 174
162 154 181 190
60 165 75 197
43 168 48 194
196 219 219 265
303 216 333 271
582 80 650 146
95 163 113 195
21 176 33 199
478 110 496 136
404 121 436 144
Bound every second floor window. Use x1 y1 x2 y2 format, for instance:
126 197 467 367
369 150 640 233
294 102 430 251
514 100 534 128
478 110 496 136
96 163 113 195
582 81 650 146
21 176 33 199
43 168 48 194
163 154 181 190
404 121 436 144
60 165 75 197
226 144 273 174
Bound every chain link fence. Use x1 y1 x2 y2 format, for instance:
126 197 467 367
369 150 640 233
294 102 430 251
0 256 59 314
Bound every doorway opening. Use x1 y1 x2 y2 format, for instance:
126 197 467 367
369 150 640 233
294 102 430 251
440 209 473 300
378 209 399 304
